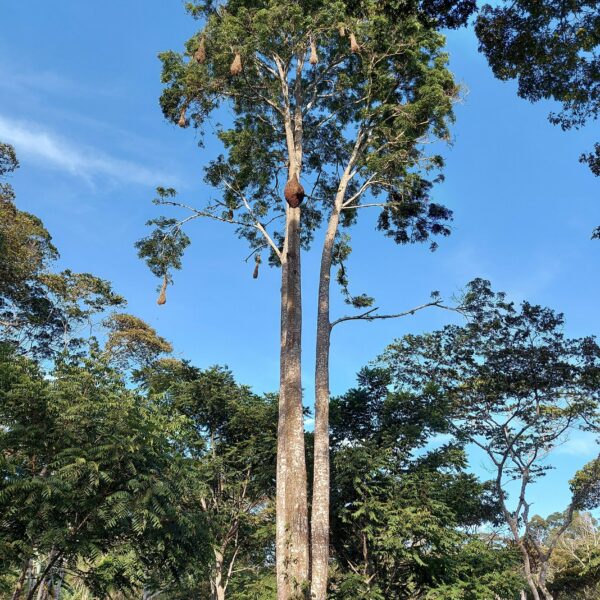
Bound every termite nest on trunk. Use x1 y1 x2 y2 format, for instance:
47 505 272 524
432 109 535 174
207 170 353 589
284 174 305 209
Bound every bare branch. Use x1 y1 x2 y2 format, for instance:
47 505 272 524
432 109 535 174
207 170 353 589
331 300 460 329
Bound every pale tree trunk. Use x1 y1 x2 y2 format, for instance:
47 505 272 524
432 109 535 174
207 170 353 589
277 201 309 599
310 136 364 600
310 210 339 600
276 66 309 595
212 548 226 600
276 245 291 597
538 576 553 600
520 549 541 600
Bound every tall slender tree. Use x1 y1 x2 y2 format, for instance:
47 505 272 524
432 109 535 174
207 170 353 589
137 2 472 596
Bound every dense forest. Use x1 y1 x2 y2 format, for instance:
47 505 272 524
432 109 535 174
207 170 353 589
1 0 599 599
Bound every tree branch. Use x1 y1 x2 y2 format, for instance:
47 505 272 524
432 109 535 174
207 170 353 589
331 300 460 329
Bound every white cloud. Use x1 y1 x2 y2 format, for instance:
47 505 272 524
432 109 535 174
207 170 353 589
0 115 177 187
556 432 598 457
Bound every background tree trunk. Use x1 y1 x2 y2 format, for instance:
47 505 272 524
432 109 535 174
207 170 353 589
311 208 341 600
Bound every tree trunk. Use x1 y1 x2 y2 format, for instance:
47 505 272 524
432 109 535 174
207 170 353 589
521 552 541 600
310 207 341 600
276 247 290 598
11 559 30 600
52 562 64 600
277 202 309 599
310 136 361 598
275 57 310 599
212 549 226 600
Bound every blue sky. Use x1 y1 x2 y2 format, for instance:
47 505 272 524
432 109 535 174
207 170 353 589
1 1 598 517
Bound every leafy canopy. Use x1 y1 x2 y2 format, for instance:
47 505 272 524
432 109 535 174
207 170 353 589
140 0 460 290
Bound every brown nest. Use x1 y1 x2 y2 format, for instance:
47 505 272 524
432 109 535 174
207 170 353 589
253 255 261 279
284 174 305 209
178 105 188 128
157 275 168 305
230 53 242 76
194 35 206 63
309 39 319 65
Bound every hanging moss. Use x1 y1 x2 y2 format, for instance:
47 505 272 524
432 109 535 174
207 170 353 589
230 53 242 76
284 174 305 209
350 33 360 53
157 275 167 305
309 39 319 65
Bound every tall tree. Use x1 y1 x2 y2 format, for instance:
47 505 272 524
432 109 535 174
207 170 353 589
379 279 600 600
137 2 467 595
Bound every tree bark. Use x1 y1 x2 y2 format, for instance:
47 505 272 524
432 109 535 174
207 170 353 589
11 559 30 600
212 548 226 600
276 241 291 598
521 550 541 600
276 176 309 600
278 202 309 599
310 208 340 600
310 134 362 599
275 53 310 599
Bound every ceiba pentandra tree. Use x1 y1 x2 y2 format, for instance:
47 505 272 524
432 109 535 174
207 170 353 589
137 0 473 596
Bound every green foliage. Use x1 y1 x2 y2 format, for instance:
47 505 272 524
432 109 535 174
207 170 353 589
381 278 600 485
571 457 600 511
0 142 126 358
135 190 191 283
143 360 278 598
327 367 522 599
547 512 600 599
104 313 173 370
140 0 458 296
475 0 599 176
0 345 211 598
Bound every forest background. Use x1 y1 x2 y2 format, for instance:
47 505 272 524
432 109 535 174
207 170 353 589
0 0 598 519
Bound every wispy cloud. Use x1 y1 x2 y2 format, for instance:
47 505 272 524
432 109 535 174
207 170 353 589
556 432 598 458
0 115 177 187
0 61 121 99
